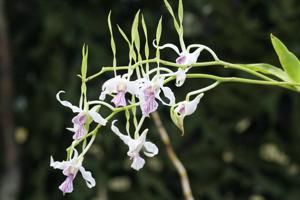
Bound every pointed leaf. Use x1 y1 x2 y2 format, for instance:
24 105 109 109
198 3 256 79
242 63 290 82
271 34 300 83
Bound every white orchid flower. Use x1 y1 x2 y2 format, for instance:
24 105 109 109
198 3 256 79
99 75 141 107
175 93 204 119
111 120 158 171
56 91 107 140
138 77 175 116
154 40 219 87
50 149 96 195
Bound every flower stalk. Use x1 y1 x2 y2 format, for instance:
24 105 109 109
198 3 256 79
151 111 194 200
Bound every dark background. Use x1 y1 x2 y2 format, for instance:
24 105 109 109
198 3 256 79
1 0 300 199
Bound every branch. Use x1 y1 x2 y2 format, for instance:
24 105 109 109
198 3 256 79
151 112 194 200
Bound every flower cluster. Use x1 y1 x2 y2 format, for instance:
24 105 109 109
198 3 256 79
50 0 221 195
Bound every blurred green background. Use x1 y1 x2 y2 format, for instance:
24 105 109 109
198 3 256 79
1 0 300 199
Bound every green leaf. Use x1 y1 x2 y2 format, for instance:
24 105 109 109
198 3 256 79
163 0 180 33
271 34 300 83
107 11 117 68
81 44 88 79
242 63 290 82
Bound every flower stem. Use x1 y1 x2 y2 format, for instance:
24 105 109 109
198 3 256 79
151 111 194 200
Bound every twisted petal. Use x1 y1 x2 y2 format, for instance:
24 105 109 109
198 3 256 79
153 40 180 55
143 141 158 157
50 157 68 170
111 120 131 145
157 86 176 106
131 155 145 171
88 106 107 126
79 166 96 188
185 48 202 65
185 93 204 116
99 76 122 100
56 91 82 113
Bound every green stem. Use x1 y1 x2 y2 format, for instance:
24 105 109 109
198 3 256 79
186 81 219 101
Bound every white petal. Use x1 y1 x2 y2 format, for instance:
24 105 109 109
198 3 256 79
111 120 131 145
175 68 187 87
126 80 141 96
157 86 176 106
127 129 148 155
66 127 75 132
143 142 159 157
131 155 145 171
56 91 82 113
79 166 96 188
186 48 202 65
71 148 79 160
50 156 67 170
88 106 107 126
137 129 148 145
100 76 122 100
185 93 204 116
152 40 180 55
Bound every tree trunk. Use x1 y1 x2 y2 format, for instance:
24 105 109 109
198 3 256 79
0 0 21 199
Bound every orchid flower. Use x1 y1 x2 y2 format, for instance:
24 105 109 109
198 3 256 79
138 77 175 116
50 149 96 195
99 75 141 107
171 93 204 135
56 91 107 140
154 40 219 87
111 120 158 170
175 93 204 119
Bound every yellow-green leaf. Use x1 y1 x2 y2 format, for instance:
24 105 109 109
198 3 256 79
271 34 300 83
